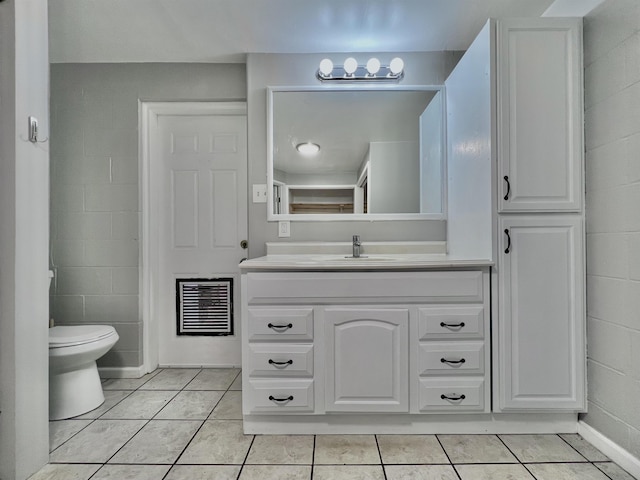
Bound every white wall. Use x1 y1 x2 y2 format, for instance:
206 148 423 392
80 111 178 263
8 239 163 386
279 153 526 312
246 52 462 257
0 0 50 478
368 141 420 213
582 0 640 458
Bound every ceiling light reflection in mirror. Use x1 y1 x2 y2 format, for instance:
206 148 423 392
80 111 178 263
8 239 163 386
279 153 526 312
268 87 446 221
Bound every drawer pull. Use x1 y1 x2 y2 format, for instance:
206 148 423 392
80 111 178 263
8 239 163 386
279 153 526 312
441 357 466 365
268 359 293 368
440 321 466 329
269 395 294 404
267 323 293 331
441 393 466 401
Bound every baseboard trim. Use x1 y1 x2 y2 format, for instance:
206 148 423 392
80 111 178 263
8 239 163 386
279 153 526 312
578 420 640 478
98 365 147 379
243 413 579 435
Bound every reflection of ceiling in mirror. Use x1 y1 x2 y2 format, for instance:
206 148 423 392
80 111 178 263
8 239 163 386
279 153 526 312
273 90 437 175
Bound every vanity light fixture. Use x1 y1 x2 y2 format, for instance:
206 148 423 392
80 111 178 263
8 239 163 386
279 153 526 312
296 142 320 155
316 56 405 83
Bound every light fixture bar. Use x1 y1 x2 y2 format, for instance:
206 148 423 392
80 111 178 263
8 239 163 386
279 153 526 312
316 57 404 83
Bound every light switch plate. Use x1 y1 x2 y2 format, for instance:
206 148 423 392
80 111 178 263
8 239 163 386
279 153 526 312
252 184 267 203
278 220 290 238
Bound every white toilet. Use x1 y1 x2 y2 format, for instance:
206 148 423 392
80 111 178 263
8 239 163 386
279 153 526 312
49 325 119 420
48 272 119 420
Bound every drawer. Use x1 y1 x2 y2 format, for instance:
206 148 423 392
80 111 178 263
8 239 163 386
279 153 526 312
246 271 484 304
247 344 313 377
418 377 485 412
247 308 313 341
245 379 314 414
418 341 484 375
418 306 485 340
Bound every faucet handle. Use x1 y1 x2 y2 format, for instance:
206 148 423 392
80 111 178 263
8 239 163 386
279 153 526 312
352 235 361 244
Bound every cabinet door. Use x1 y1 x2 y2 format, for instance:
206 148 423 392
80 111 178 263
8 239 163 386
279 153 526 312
497 215 585 411
325 308 409 412
497 18 582 212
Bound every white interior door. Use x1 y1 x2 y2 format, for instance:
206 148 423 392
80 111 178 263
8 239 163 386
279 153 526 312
155 109 247 367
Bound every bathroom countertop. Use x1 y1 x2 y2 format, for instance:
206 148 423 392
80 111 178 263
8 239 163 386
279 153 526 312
239 253 493 271
239 242 492 271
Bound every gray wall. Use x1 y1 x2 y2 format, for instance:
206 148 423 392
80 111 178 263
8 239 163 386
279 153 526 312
582 0 640 457
49 63 246 368
247 52 462 257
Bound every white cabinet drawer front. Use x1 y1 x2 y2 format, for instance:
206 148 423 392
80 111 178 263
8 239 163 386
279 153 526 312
419 378 485 412
418 342 485 375
245 379 314 413
247 344 313 377
247 308 313 341
418 306 485 340
246 271 484 304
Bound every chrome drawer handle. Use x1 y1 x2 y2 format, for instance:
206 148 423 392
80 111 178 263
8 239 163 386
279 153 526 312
440 321 465 329
269 395 294 404
267 323 293 331
268 359 293 367
441 393 466 401
441 358 466 365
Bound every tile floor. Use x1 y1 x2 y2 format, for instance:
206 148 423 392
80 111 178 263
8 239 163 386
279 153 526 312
32 368 637 480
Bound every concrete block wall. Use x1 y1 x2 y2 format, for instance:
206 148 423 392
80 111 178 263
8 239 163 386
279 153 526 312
49 63 246 368
583 0 640 457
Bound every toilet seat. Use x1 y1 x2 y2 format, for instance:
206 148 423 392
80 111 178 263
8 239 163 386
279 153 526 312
49 325 117 348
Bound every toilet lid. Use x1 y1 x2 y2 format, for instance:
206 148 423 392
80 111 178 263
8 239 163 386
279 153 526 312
49 325 116 348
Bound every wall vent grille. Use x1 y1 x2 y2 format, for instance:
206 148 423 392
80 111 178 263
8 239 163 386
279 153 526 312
176 278 233 336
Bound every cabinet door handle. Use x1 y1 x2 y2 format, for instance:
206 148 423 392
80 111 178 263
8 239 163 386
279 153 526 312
503 175 511 200
267 323 293 331
268 359 293 367
441 393 466 401
504 229 511 254
440 321 465 329
269 395 294 403
441 358 466 365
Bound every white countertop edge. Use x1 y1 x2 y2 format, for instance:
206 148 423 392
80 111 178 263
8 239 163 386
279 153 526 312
239 254 493 270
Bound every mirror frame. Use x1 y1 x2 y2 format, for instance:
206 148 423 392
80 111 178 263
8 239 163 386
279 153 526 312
267 85 447 222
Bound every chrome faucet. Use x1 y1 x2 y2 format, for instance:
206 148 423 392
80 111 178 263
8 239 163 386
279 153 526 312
352 235 361 258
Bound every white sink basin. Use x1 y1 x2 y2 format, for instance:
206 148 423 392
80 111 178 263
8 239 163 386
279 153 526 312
310 255 398 262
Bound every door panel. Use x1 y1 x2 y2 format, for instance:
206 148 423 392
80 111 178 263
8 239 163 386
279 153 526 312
157 112 247 366
498 215 585 410
325 308 409 412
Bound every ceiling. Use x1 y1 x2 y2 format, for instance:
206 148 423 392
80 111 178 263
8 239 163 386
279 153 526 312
46 0 598 64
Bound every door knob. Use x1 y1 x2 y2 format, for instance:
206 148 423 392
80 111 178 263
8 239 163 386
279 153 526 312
240 240 248 249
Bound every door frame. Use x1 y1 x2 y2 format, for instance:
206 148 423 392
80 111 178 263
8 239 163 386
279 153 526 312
139 101 248 373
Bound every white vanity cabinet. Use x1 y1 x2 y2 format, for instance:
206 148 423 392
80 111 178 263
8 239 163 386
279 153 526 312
325 307 409 412
497 215 585 411
241 269 491 421
446 17 586 413
497 18 583 213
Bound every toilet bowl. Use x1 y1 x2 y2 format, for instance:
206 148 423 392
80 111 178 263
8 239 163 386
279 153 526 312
49 325 119 420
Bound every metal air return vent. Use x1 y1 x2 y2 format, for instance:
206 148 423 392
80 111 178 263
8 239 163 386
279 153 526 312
176 278 233 336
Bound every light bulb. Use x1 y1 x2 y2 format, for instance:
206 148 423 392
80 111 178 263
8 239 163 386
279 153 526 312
366 57 381 75
389 57 404 75
343 57 358 75
296 142 320 155
319 58 333 76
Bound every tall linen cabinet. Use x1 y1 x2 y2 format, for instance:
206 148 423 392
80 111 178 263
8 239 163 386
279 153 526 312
446 18 586 412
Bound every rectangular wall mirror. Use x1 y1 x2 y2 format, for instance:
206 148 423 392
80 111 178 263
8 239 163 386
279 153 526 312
267 86 446 221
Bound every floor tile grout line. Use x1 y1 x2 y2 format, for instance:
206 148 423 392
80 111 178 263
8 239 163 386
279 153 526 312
374 435 388 480
435 434 462 480
237 433 257 480
496 433 524 465
310 435 316 480
557 432 594 463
